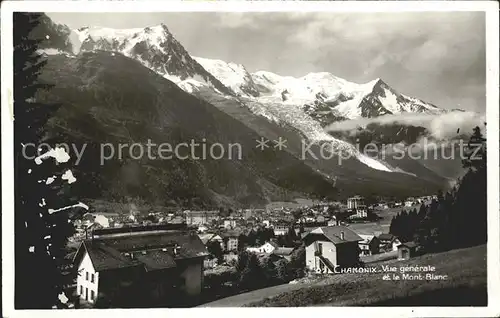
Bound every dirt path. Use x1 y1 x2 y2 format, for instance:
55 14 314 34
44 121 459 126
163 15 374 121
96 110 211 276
198 281 322 307
199 270 359 307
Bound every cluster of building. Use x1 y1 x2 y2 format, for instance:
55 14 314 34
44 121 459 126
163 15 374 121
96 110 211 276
347 195 435 212
71 196 415 239
302 227 422 274
73 224 208 306
70 195 432 307
72 220 417 307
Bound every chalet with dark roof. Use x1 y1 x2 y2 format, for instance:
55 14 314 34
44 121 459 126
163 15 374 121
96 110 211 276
358 234 380 256
377 233 402 251
302 226 362 274
220 230 241 251
397 241 419 260
73 224 208 307
272 247 295 261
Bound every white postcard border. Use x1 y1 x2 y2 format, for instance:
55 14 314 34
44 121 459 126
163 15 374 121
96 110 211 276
2 1 499 317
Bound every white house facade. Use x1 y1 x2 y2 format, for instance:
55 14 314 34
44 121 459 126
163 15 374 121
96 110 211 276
76 250 99 304
246 241 279 254
347 196 365 210
303 226 362 274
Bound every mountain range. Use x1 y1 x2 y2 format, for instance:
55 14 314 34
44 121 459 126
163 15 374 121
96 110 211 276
29 13 476 208
59 20 448 121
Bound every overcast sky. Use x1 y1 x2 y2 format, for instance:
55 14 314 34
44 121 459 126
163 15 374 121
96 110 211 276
47 12 486 112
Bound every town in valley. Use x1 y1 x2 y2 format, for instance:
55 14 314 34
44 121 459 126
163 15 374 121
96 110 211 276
65 194 445 308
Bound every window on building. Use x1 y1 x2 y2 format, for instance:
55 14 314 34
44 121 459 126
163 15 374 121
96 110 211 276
80 285 83 295
86 272 89 280
91 290 95 301
91 274 95 283
85 288 88 301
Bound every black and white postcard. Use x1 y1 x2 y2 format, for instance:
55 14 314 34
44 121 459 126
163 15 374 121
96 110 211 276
2 1 499 317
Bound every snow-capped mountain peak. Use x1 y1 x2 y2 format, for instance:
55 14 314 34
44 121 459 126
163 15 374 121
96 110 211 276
73 24 234 96
358 78 445 117
194 57 260 97
252 70 373 101
248 70 445 121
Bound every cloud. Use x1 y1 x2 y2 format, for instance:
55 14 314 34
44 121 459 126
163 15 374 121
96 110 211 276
215 13 257 29
325 111 486 141
280 12 486 112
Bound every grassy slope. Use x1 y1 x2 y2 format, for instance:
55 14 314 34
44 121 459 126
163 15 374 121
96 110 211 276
343 205 429 235
245 245 486 307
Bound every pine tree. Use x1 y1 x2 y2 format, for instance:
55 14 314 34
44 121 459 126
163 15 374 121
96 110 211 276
237 234 247 251
390 213 401 239
417 203 428 219
275 259 290 282
462 126 486 171
285 227 297 246
389 216 396 235
239 253 264 290
247 229 257 246
14 14 58 143
413 217 430 251
207 241 224 264
444 191 454 246
262 256 277 283
408 208 419 242
425 199 440 250
289 245 306 278
454 126 487 247
14 13 80 309
412 126 487 252
236 250 249 272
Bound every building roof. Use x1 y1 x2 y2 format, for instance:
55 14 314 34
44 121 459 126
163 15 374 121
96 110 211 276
267 241 280 248
256 253 282 264
170 217 185 224
134 250 177 271
220 230 242 238
198 233 222 245
76 241 140 271
273 220 291 227
358 234 376 244
399 241 418 249
378 233 395 241
303 226 363 245
185 210 219 216
348 195 364 200
272 247 295 256
74 230 208 272
302 225 320 232
92 224 188 236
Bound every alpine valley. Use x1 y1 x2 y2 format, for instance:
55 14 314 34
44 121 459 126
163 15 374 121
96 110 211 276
30 14 484 208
